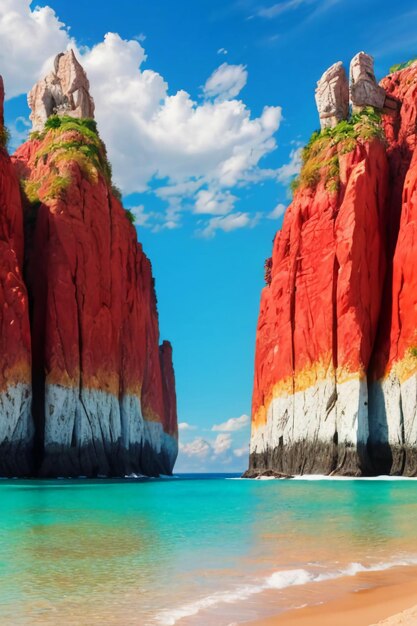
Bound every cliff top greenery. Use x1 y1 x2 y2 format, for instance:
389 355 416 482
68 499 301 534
0 125 10 149
31 115 112 184
291 107 385 193
389 57 417 74
24 115 135 224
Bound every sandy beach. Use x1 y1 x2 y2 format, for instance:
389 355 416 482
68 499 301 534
249 565 417 626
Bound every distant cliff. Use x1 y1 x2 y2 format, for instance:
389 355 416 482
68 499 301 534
0 51 178 477
248 54 417 476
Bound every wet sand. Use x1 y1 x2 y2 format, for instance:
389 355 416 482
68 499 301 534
249 565 417 626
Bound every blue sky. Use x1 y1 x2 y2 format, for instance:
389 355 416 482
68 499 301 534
2 0 417 471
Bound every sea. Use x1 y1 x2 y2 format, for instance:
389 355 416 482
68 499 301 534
1 473 417 625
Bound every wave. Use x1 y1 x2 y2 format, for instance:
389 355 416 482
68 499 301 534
154 556 417 625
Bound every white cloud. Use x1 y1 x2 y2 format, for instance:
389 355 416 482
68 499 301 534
276 147 302 183
3 2 285 235
212 433 232 455
194 189 237 215
127 205 150 227
234 445 249 458
256 0 341 20
179 433 232 459
0 0 72 99
199 212 261 238
258 0 310 19
8 116 31 150
268 203 286 220
180 437 211 459
79 36 282 205
217 48 228 55
203 62 248 101
212 414 250 432
178 422 197 431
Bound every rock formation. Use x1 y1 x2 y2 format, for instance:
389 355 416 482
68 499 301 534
249 57 417 476
315 62 349 129
0 52 178 477
28 50 95 132
315 52 399 129
349 52 387 112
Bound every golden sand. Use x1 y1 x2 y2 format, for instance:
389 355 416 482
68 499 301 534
248 565 417 626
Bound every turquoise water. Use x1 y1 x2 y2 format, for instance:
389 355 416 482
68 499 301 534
1 475 417 624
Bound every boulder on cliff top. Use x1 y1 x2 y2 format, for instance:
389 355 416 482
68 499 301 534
315 61 349 130
350 52 391 112
28 50 95 131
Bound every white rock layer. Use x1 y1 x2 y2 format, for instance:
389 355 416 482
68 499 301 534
250 376 368 474
42 384 177 476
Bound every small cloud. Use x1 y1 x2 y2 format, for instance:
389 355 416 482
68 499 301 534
178 422 197 431
268 203 286 220
128 205 151 227
180 437 211 459
276 147 302 184
195 189 237 216
133 33 146 42
234 445 249 458
217 48 228 55
199 212 260 238
212 414 250 432
8 116 31 151
203 62 248 101
212 433 232 455
179 433 232 459
258 0 307 19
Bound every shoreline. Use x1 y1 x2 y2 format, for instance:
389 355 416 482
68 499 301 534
248 565 417 625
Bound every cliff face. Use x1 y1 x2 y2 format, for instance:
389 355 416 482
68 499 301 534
0 51 178 477
369 64 417 475
11 118 178 477
249 59 417 476
0 78 33 476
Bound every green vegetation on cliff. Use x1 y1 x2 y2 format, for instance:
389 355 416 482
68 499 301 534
24 116 135 224
389 58 417 74
33 115 112 184
291 107 385 193
0 125 10 149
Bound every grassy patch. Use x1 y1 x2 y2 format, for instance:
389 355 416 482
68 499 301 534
125 208 136 225
22 179 41 204
389 58 417 74
291 107 384 193
21 115 135 228
112 185 123 202
34 117 112 183
0 125 10 149
42 175 71 201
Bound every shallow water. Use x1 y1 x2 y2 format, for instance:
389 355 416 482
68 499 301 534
1 474 417 625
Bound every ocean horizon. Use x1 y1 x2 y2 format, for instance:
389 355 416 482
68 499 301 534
1 474 417 625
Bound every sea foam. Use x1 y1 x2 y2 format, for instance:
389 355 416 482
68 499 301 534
155 556 417 625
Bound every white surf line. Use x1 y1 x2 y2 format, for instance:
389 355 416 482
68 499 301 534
154 556 417 625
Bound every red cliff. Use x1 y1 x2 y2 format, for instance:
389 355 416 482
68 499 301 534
12 115 178 477
0 51 177 477
249 56 417 476
369 63 417 475
0 77 33 476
